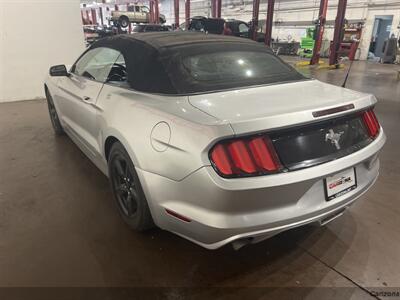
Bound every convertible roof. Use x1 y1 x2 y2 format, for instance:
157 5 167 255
90 32 300 94
92 31 255 51
90 32 268 94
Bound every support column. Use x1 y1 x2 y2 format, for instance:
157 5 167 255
91 8 97 25
329 0 347 66
85 10 91 24
174 0 179 28
185 0 190 30
150 1 155 23
216 0 221 18
264 0 275 46
154 0 160 24
99 7 104 25
310 0 328 65
251 0 260 41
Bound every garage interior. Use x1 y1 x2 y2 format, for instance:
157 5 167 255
0 0 399 299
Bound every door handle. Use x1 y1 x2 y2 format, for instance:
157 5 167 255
81 96 102 111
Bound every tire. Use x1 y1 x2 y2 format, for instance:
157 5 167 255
118 16 129 28
159 17 166 24
108 142 154 231
45 88 64 135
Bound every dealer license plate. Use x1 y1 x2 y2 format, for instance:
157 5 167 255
324 168 357 201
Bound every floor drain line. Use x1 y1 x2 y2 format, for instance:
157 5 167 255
300 246 381 300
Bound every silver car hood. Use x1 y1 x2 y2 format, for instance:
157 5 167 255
188 79 377 135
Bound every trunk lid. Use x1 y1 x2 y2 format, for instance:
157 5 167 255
269 112 374 171
188 80 376 135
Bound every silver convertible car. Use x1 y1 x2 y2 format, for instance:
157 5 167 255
45 32 385 249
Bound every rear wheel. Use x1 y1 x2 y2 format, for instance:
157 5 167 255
45 88 64 135
108 142 154 231
119 16 129 28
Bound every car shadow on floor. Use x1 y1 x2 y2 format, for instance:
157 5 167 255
0 99 370 300
55 134 360 293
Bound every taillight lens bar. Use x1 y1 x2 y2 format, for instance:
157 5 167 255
362 109 380 138
210 135 282 178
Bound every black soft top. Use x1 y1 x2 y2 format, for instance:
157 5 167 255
90 32 302 94
93 31 255 49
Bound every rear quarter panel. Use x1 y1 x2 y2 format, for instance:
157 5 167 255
96 84 234 181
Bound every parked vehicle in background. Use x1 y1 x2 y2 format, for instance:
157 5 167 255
111 4 166 27
188 16 225 34
225 19 265 42
188 17 266 42
179 22 187 30
83 26 99 45
131 24 170 33
83 25 115 46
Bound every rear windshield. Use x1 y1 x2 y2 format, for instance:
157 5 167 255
165 46 305 94
183 51 295 82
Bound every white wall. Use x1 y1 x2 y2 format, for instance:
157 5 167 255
0 0 85 103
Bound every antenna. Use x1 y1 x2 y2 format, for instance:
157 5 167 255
342 58 354 88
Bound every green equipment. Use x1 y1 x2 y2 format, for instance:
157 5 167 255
298 28 315 58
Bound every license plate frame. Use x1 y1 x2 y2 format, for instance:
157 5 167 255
324 168 357 201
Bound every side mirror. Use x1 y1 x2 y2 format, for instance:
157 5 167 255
49 65 69 77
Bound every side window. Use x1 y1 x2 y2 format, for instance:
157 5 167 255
73 47 121 83
141 6 149 13
106 54 128 84
135 6 141 12
127 5 135 12
73 50 97 77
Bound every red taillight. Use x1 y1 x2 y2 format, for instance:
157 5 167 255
210 144 232 175
362 109 380 138
248 137 281 171
210 135 282 177
227 140 257 173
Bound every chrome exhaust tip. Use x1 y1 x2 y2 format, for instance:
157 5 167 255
318 208 346 226
231 238 253 250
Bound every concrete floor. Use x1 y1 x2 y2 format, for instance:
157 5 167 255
0 60 399 299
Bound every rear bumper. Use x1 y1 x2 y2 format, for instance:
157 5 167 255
137 130 385 249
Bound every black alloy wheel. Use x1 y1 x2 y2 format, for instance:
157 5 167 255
108 142 154 231
111 154 138 217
